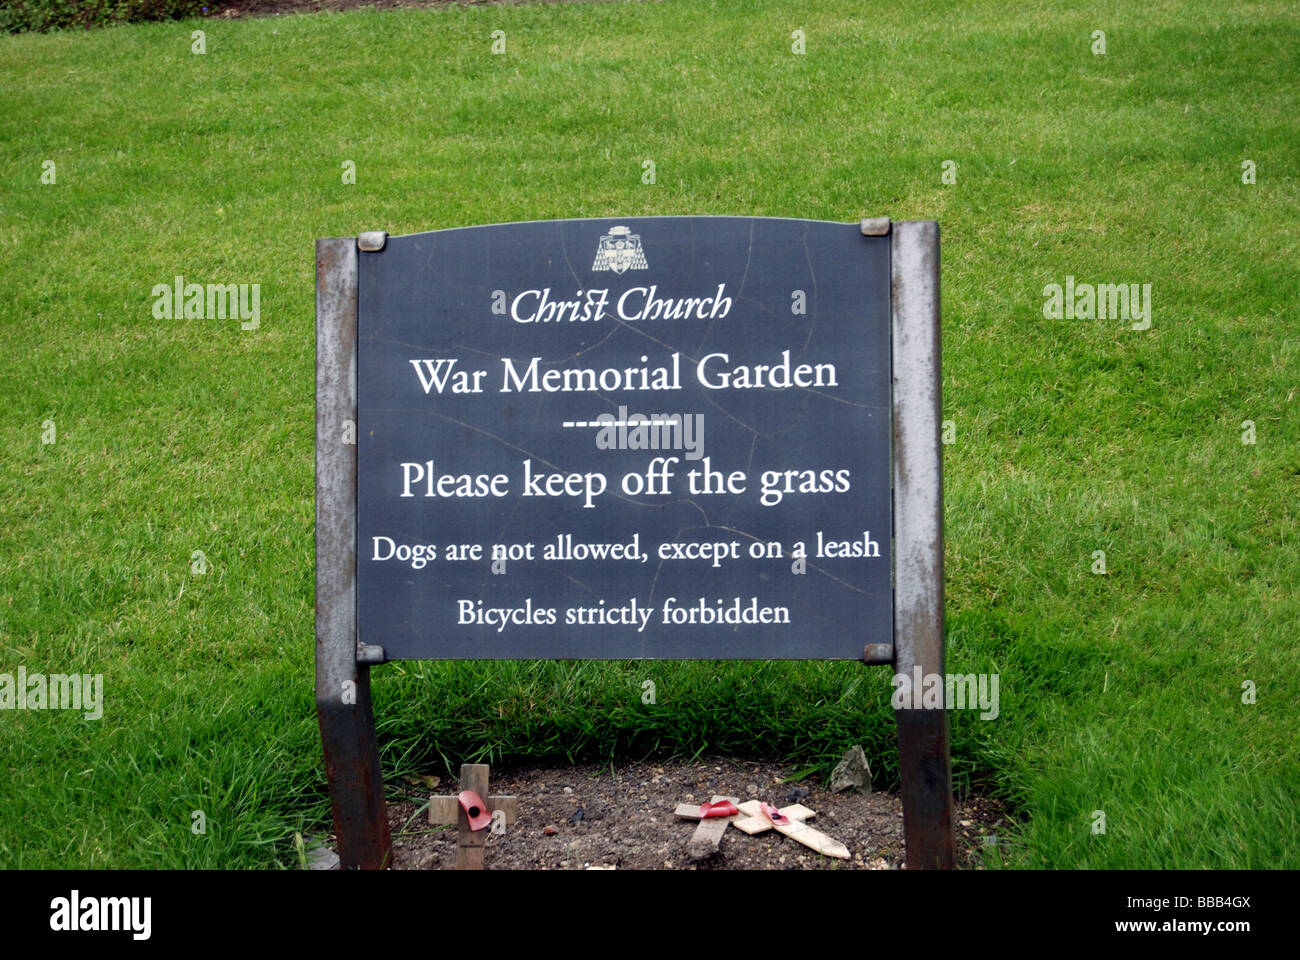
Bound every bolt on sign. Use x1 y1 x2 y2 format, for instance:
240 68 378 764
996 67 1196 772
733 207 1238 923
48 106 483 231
316 217 954 869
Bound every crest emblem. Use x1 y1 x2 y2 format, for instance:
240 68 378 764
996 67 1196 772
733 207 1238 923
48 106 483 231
591 225 648 275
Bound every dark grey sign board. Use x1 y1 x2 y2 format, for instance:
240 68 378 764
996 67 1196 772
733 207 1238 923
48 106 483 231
355 217 891 660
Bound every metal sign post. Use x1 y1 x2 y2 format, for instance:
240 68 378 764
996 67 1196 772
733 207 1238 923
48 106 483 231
314 218 954 869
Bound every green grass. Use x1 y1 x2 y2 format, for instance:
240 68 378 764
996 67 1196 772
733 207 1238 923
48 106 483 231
1 0 1297 869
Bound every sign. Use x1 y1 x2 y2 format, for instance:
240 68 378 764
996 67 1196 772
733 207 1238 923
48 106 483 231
315 218 955 870
355 217 892 660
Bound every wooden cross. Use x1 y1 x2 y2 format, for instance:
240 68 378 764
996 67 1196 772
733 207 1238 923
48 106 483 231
672 795 740 860
732 799 850 859
429 763 518 870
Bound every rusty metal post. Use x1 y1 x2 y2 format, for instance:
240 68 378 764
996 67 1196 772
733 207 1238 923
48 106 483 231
316 236 392 870
890 220 957 869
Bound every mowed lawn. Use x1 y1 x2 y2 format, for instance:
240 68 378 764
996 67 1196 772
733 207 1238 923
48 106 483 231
0 0 1296 869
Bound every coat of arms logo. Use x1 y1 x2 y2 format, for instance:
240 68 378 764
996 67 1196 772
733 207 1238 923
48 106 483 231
591 225 648 274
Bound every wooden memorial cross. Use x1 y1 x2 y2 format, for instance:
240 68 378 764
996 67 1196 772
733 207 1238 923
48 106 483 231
732 799 850 860
429 763 518 870
672 795 741 860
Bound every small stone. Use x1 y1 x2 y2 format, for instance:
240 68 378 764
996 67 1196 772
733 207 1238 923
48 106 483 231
746 783 759 796
829 745 872 793
562 786 573 795
960 819 972 827
544 824 558 836
306 846 339 871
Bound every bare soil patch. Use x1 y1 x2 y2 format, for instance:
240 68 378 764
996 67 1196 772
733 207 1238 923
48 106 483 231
368 758 1009 870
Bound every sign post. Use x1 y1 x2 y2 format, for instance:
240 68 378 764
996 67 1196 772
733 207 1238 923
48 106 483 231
315 216 954 869
890 221 956 869
315 236 392 870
